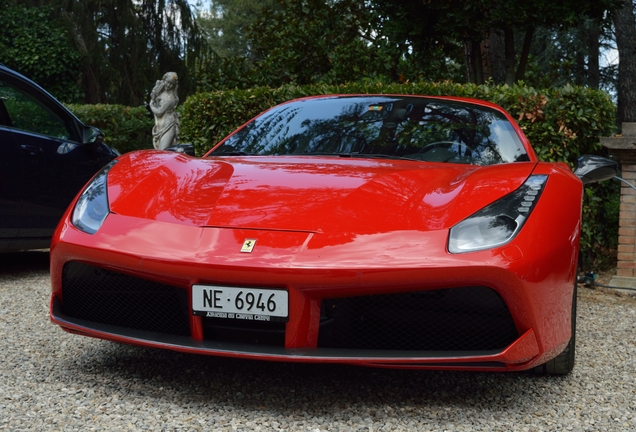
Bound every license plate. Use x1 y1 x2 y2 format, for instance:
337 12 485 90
192 285 289 322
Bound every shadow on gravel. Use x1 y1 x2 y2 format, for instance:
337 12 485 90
0 250 50 275
62 341 560 413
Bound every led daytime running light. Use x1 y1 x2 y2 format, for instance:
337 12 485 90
448 175 548 253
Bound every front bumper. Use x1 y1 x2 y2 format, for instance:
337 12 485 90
50 213 576 371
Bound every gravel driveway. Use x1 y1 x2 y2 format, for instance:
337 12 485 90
1 250 635 432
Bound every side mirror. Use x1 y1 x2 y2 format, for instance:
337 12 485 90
165 143 195 156
573 155 618 185
83 126 104 145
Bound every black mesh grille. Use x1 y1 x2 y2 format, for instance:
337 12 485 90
318 287 519 351
61 262 190 336
202 317 286 347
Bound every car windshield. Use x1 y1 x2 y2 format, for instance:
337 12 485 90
209 96 530 165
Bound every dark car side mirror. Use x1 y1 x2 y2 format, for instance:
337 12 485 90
83 126 104 145
573 155 618 185
57 126 106 155
165 143 195 156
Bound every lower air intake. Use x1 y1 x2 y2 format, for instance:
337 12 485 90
318 287 518 351
61 261 190 336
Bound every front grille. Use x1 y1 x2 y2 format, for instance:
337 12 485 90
318 287 518 351
61 262 190 336
202 317 286 347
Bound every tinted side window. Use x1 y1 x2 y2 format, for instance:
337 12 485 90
0 78 72 140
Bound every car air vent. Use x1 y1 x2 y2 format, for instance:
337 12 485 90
318 286 518 352
61 261 190 336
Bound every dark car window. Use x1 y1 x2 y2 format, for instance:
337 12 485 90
210 96 530 166
0 77 72 140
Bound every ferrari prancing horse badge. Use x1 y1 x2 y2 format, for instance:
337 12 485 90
240 239 257 253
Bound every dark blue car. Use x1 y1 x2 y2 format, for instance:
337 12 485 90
0 65 118 252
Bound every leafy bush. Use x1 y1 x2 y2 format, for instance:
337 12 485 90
180 81 618 269
67 104 154 154
0 5 83 103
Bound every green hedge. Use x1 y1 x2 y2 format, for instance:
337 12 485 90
70 82 619 269
67 103 154 154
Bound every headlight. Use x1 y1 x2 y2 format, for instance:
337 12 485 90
448 175 547 253
71 161 116 234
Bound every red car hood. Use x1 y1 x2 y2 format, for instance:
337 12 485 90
107 151 537 233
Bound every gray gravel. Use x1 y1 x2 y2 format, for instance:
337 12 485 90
1 250 636 431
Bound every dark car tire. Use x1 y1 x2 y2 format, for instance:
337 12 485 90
533 284 577 375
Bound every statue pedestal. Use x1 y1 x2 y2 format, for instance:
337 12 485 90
601 122 636 290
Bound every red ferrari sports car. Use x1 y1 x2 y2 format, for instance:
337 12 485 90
50 95 616 374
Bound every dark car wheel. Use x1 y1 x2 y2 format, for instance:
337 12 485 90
533 284 577 375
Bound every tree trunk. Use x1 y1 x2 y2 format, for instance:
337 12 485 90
503 27 515 85
482 30 506 84
463 39 474 83
515 28 534 82
81 67 103 104
614 0 636 124
472 39 484 84
464 38 484 84
588 20 600 89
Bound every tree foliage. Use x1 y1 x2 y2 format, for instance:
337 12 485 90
196 0 378 89
372 0 622 85
248 0 381 85
0 3 82 102
197 0 280 59
528 22 597 87
195 0 624 94
195 0 465 91
0 0 209 105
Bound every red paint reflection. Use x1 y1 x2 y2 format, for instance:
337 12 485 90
109 152 535 251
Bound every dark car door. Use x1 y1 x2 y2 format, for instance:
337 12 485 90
0 70 116 249
0 101 21 249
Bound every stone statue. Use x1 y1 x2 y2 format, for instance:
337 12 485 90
149 72 180 150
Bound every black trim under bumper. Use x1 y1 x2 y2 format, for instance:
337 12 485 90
52 296 506 367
